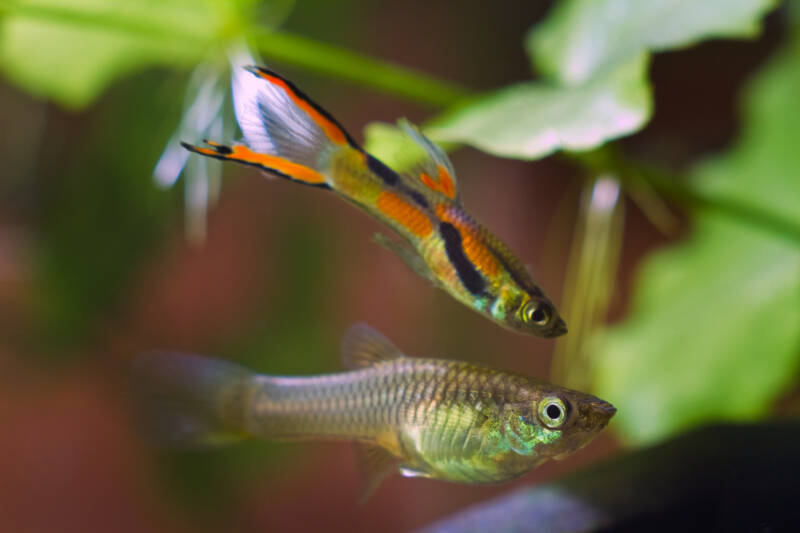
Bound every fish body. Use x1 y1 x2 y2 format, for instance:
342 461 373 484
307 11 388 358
183 67 567 337
133 324 615 496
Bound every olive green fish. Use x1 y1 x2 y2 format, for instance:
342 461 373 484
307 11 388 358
133 324 614 498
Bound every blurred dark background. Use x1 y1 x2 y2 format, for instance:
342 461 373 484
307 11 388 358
0 1 795 532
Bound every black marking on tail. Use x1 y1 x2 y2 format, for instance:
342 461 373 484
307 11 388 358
439 222 486 296
206 141 233 155
366 154 399 186
247 66 361 149
409 190 429 209
180 142 331 190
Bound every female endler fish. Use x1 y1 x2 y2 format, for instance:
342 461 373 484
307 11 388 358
133 324 614 498
183 67 567 337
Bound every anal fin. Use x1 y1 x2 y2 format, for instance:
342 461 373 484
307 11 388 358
373 233 440 288
355 443 401 503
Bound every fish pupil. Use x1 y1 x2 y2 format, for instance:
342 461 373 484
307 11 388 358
546 404 561 420
532 307 545 323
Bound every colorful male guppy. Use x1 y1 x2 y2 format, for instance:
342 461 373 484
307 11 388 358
133 324 614 497
183 67 567 337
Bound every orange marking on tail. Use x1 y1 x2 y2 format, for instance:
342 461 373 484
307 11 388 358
420 172 438 192
254 71 347 146
418 166 456 200
200 143 326 185
435 205 500 277
377 192 433 238
437 165 456 199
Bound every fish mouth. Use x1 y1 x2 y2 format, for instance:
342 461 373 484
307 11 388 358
542 317 568 338
591 400 617 424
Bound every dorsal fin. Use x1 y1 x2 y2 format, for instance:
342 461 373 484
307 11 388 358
341 323 405 370
398 119 460 202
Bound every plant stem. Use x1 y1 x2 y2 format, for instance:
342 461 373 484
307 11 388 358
250 29 471 108
566 147 800 245
0 0 208 44
633 167 800 244
0 1 471 108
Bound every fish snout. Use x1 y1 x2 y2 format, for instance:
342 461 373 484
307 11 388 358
591 400 617 425
541 317 567 337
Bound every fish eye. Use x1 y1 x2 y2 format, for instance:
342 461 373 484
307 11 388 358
538 397 568 429
523 301 550 326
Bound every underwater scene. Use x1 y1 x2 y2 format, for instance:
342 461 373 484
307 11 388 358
1 1 798 532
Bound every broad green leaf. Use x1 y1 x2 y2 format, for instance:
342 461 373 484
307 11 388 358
592 34 800 445
363 121 430 172
528 0 777 85
426 53 650 160
426 0 775 161
0 0 222 108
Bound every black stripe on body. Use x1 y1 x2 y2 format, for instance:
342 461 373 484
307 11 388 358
366 154 399 186
439 222 486 296
250 67 361 149
488 243 544 298
362 150 429 208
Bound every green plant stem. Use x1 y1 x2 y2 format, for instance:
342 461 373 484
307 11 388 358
0 1 471 108
250 29 471 107
0 0 207 43
566 148 800 245
633 167 800 243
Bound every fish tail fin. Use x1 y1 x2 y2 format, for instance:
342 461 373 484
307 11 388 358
181 140 332 189
183 66 361 189
130 352 256 447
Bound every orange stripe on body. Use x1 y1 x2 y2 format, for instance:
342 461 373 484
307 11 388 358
419 165 456 200
195 144 326 185
377 192 433 238
254 71 347 146
435 205 500 277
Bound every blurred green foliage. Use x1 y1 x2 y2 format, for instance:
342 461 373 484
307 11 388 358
35 72 183 348
426 53 649 160
0 0 223 108
528 0 777 85
417 0 777 160
593 27 800 444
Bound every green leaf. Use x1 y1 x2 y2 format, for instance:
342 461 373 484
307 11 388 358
592 34 800 446
528 0 777 85
362 121 431 171
426 53 650 160
426 0 775 161
0 0 222 108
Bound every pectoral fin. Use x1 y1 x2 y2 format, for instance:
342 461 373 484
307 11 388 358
373 233 441 288
399 465 434 479
355 443 401 503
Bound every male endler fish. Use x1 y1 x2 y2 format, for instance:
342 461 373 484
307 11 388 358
133 324 614 498
183 67 567 337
